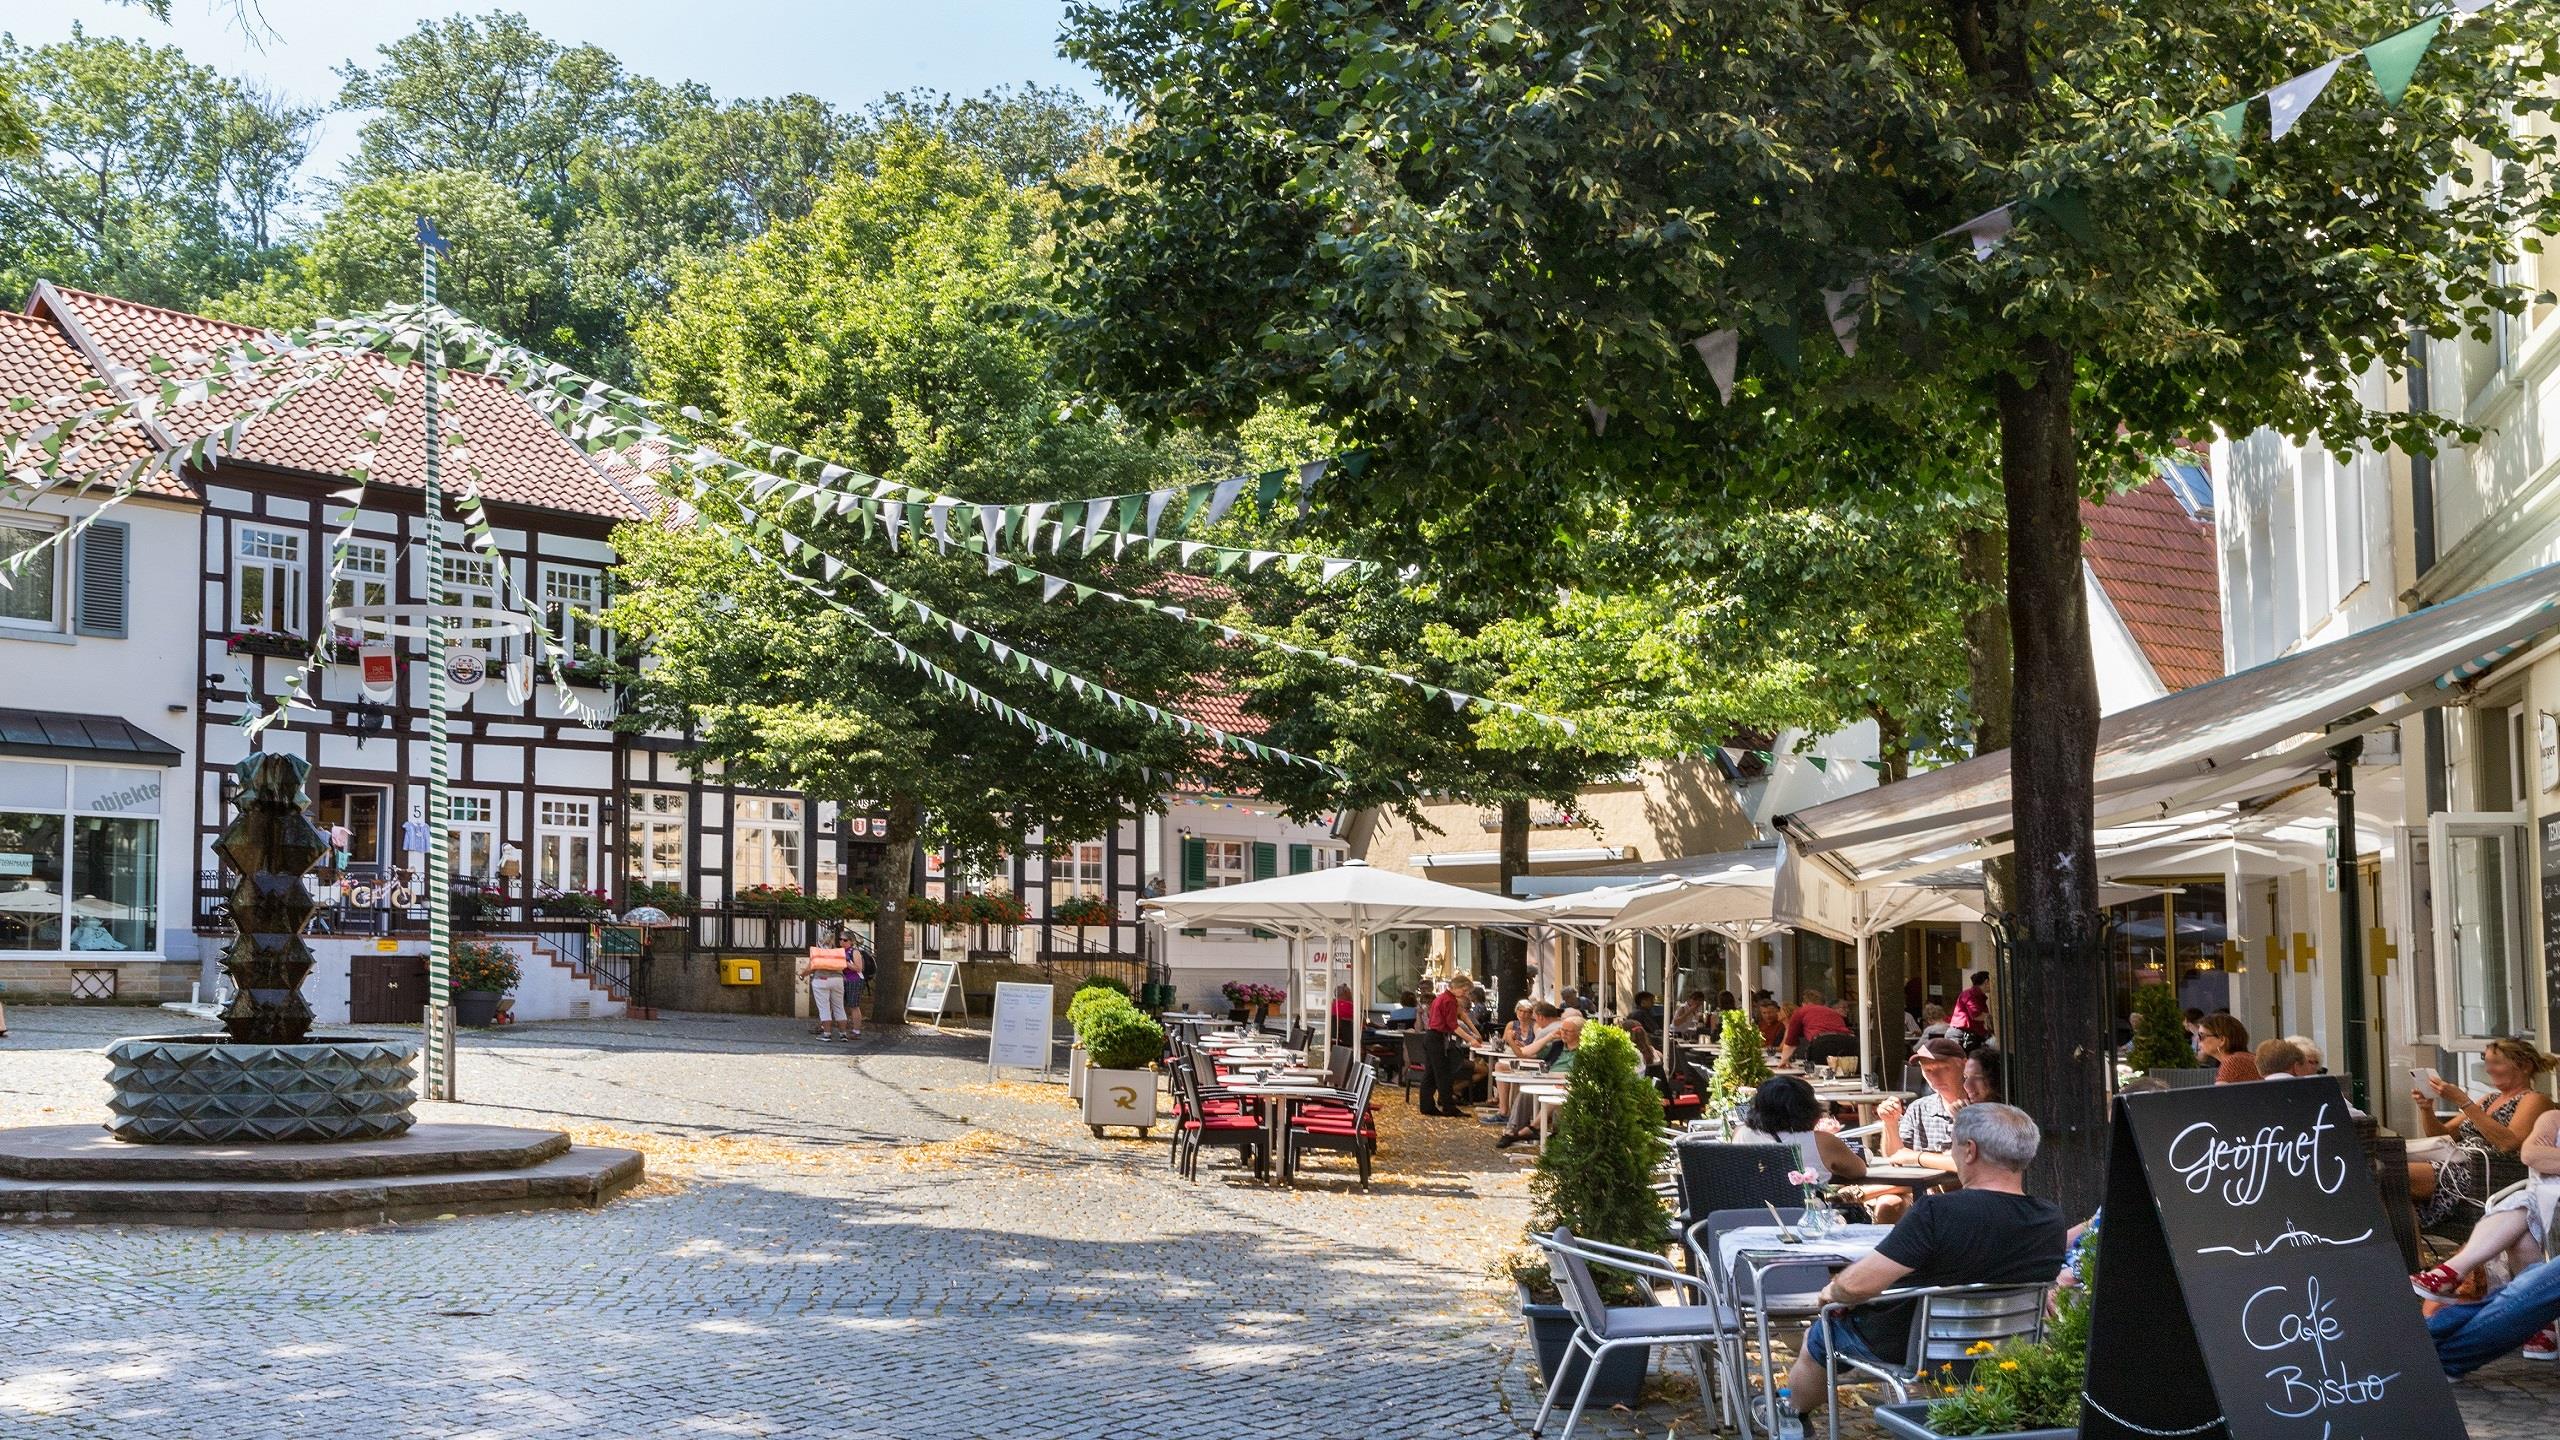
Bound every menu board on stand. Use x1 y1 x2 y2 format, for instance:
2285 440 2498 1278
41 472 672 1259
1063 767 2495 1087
2081 1078 2465 1439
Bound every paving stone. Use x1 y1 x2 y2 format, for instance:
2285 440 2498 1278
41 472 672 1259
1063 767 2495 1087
0 1005 2547 1438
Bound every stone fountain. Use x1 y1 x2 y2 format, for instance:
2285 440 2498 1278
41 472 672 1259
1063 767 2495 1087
0 751 640 1226
107 752 419 1142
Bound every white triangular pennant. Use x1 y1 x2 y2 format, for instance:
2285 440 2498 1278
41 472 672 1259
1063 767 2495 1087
2268 58 2344 141
929 500 955 548
1690 330 1739 404
979 504 1004 552
1584 399 1609 436
1204 475 1247 525
1144 488 1175 537
1823 283 1866 358
1297 459 1326 516
1965 206 2014 260
1042 576 1067 602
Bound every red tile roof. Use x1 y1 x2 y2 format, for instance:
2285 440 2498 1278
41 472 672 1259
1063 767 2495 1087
1176 681 1266 737
0 309 181 499
32 287 651 521
2083 476 2223 692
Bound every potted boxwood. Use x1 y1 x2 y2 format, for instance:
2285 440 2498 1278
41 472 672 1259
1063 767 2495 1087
1508 1024 1667 1411
1707 1008 1773 1111
1873 1246 2094 1438
1075 993 1164 1138
1064 977 1131 1101
449 940 522 1028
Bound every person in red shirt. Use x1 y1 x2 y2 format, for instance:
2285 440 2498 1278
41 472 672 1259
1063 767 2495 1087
1949 970 1993 1049
1778 988 1851 1068
1754 996 1785 1049
1418 978 1480 1116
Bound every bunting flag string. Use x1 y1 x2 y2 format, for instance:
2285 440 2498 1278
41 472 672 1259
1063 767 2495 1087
723 531 1144 774
1718 746 1891 774
1687 0 2498 402
722 508 1353 779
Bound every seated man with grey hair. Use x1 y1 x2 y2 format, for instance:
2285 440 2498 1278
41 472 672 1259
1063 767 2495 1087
1780 1103 2068 1437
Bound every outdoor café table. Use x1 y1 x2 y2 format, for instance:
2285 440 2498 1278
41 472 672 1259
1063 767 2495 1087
1713 1223 1894 1437
1222 1075 1336 1183
1810 1086 1909 1126
1855 1162 1956 1193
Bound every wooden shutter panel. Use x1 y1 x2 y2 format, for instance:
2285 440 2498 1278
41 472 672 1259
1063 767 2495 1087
1251 842 1278 881
1179 837 1207 936
72 520 129 638
1287 843 1312 874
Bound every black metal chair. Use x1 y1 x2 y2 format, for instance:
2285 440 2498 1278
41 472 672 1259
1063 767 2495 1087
1671 1141 1800 1233
1168 1058 1267 1181
1398 1030 1431 1105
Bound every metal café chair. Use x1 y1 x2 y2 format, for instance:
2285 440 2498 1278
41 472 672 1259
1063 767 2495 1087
1683 1206 1827 1438
1529 1227 1734 1440
1671 1140 1799 1233
1814 1281 2053 1440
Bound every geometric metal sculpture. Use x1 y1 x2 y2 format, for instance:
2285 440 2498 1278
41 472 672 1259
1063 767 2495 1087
212 751 328 1043
104 1035 417 1143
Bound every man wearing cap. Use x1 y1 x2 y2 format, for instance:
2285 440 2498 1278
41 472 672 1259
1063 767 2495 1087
1857 1035 1971 1221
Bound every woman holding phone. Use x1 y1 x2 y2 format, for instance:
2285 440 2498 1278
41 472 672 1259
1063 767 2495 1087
2408 1037 2557 1229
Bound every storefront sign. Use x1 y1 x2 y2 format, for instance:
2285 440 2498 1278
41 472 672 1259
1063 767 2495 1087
986 981 1054 1075
904 958 957 1024
0 854 29 876
2081 1080 2461 1440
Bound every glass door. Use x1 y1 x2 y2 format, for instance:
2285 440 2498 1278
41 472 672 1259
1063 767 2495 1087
2428 812 2527 1053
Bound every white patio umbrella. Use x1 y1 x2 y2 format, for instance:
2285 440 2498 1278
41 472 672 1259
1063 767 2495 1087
1141 861 1535 1056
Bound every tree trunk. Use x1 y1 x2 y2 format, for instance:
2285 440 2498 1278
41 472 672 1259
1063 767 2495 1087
867 791 923 1024
1996 335 2108 1215
1959 523 2016 913
1488 795 1532 1010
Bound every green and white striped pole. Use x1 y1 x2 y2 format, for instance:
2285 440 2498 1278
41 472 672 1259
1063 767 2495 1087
417 217 457 1102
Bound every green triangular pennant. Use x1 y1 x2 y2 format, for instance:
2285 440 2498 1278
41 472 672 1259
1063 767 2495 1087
1760 319 1801 375
2364 17 2442 109
1113 492 1144 532
1255 471 1286 512
2024 188 2095 247
2211 99 2249 143
1177 483 1211 533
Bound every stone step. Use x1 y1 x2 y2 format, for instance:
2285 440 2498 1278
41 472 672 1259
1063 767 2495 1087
0 1123 569 1182
0 1144 643 1228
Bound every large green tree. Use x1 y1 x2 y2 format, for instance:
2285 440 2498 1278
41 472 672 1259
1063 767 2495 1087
1055 0 2560 1206
616 132 1230 1018
0 28 313 307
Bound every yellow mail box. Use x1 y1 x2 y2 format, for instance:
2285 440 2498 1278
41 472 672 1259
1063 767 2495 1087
720 956 760 986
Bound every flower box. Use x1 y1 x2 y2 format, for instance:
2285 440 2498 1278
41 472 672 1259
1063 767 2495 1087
1081 1066 1157 1137
227 630 308 659
1872 1401 2075 1440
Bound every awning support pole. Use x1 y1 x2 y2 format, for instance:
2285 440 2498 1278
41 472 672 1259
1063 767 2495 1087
1855 931 1874 1085
2326 735 2371 1110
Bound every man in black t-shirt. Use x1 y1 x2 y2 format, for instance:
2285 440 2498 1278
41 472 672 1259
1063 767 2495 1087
1780 1102 2067 1437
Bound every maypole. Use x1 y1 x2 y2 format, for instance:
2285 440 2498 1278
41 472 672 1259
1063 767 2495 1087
417 216 457 1102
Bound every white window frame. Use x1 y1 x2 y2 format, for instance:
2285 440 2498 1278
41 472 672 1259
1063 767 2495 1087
1051 840 1108 900
538 564 609 661
328 537 393 644
447 792 500 882
1201 837 1251 889
231 524 304 636
624 789 687 886
437 552 501 652
733 796 804 890
534 795 597 894
2427 810 2529 1052
0 514 65 633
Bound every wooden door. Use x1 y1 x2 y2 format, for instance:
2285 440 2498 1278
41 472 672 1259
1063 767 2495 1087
350 953 428 1024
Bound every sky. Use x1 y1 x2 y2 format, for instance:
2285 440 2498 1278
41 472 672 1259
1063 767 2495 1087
9 0 1101 180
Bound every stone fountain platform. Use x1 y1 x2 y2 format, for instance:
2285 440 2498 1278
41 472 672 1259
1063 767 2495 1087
0 1123 643 1227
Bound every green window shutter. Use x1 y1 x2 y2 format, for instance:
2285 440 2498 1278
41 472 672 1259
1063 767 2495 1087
73 520 130 638
1179 836 1206 935
1248 842 1280 936
1287 843 1312 874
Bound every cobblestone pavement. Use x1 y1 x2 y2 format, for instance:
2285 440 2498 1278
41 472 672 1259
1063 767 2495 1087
1 1005 2552 1438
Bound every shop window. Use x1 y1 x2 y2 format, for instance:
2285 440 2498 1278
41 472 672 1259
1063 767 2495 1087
0 760 159 954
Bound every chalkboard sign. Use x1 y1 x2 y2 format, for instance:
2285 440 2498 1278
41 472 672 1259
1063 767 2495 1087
2541 814 2560 1044
2082 1079 2464 1440
987 981 1054 1076
904 958 957 1025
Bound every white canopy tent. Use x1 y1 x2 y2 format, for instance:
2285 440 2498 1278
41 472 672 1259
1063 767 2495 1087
1140 861 1536 1055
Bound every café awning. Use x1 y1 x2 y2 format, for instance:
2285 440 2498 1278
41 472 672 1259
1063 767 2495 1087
0 708 182 766
1777 557 2560 886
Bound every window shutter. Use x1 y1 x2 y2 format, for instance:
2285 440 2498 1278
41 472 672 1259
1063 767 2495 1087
72 520 129 638
1178 836 1207 936
1287 843 1312 874
1251 842 1279 881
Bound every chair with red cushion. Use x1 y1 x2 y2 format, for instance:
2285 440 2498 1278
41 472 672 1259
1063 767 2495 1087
1170 1057 1267 1181
1187 1047 1252 1117
1284 1065 1379 1187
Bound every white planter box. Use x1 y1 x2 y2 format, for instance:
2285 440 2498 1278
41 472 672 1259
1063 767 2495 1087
1082 1067 1159 1136
1068 1043 1088 1101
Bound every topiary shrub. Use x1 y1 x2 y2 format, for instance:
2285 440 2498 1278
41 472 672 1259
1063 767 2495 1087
1080 1000 1165 1071
1076 974 1132 998
1531 1024 1667 1296
1068 982 1138 1038
2126 982 2193 1073
1709 1009 1772 1108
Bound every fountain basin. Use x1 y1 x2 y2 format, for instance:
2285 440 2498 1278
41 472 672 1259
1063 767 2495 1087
106 1035 420 1144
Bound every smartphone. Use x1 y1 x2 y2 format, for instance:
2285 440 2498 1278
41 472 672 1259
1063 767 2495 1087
2409 1067 2442 1090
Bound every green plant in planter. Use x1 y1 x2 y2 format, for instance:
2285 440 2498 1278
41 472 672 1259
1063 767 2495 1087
1709 1009 1772 1108
448 941 522 995
1053 895 1113 928
1530 1024 1667 1300
1066 981 1133 1035
2126 982 2193 1074
1078 998 1165 1071
1920 1245 2094 1435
